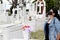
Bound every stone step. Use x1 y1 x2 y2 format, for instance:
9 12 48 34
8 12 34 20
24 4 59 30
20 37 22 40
11 39 39 40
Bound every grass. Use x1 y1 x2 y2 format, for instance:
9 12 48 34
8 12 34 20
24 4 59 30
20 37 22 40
31 30 44 40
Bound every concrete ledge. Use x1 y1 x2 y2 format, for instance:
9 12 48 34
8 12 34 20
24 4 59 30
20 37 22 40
11 39 39 40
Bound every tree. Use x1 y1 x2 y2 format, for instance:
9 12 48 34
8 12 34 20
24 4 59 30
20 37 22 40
46 0 60 12
32 0 37 3
45 0 55 12
0 0 3 4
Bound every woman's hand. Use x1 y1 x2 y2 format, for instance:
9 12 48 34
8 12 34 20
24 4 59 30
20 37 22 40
57 34 60 40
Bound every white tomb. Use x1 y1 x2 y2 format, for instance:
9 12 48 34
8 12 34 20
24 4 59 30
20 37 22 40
0 3 8 24
0 0 46 40
0 23 24 40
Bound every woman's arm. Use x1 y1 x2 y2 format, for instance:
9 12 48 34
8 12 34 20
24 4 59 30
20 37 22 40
55 18 60 40
55 18 60 34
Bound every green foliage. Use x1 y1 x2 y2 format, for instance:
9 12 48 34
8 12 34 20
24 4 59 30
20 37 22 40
8 12 12 16
46 0 60 12
32 0 37 3
46 0 54 12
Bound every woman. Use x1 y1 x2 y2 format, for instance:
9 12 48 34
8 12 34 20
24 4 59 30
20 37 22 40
44 8 60 40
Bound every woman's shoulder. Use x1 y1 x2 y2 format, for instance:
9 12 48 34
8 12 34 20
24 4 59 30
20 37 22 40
54 17 59 21
54 17 60 23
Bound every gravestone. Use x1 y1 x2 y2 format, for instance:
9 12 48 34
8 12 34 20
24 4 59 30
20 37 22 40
0 3 8 24
12 6 24 23
0 23 24 40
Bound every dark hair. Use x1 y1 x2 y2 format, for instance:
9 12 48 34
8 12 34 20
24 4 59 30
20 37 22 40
48 11 53 15
48 8 60 21
52 8 60 21
48 9 54 16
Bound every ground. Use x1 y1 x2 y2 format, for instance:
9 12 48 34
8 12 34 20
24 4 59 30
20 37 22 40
31 30 44 40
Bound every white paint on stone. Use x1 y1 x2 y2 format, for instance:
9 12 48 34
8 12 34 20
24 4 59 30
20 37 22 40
0 0 46 40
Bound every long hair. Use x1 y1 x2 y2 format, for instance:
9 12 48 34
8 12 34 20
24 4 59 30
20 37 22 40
52 8 60 21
